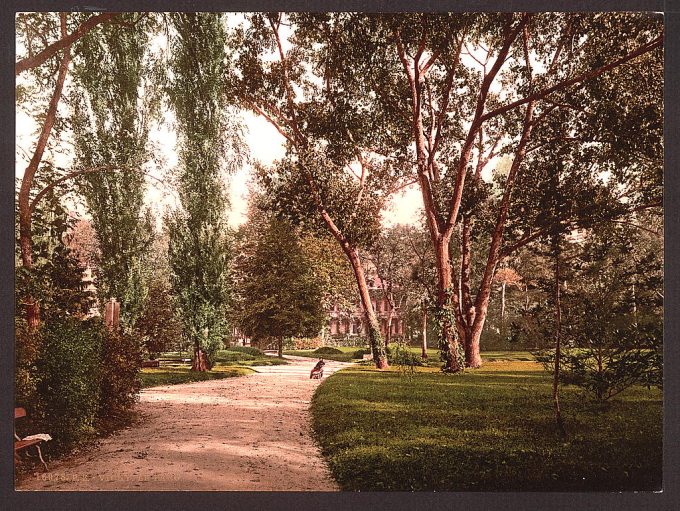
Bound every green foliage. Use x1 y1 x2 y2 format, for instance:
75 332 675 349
15 318 42 415
166 13 235 365
314 347 344 355
15 184 95 322
388 341 424 378
135 274 184 358
431 292 465 372
534 222 662 401
311 363 661 491
69 14 157 330
233 211 326 343
224 345 264 357
97 329 142 432
34 317 104 450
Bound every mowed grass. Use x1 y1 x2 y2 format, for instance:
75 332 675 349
140 365 253 388
286 347 536 364
285 346 359 362
311 360 662 491
141 348 287 388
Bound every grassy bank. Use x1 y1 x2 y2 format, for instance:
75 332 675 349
311 361 662 491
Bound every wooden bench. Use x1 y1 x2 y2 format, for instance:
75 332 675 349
14 407 48 471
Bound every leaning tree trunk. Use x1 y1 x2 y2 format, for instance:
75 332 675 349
343 245 388 368
17 13 71 329
421 308 428 359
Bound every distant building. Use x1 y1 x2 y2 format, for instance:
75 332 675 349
328 278 404 340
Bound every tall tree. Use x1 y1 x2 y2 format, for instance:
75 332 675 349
311 12 662 370
233 205 325 357
226 13 416 368
17 13 71 327
69 13 157 330
166 13 233 371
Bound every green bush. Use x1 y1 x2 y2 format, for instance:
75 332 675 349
35 317 104 450
314 346 343 355
214 350 256 362
97 328 142 433
353 348 372 359
225 345 263 357
15 317 41 415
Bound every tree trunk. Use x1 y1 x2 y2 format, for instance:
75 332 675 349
385 306 393 348
278 337 283 358
191 342 211 372
18 13 71 329
501 281 506 323
552 237 567 437
434 238 463 373
421 308 428 359
343 245 388 368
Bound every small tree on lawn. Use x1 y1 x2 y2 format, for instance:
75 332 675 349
233 204 325 357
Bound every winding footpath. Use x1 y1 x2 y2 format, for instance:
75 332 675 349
17 355 350 491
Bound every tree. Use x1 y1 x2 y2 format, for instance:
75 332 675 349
69 13 158 331
367 225 414 347
226 13 417 368
166 13 234 371
17 12 71 327
233 207 325 357
306 13 662 371
15 12 148 328
537 219 663 403
16 12 120 75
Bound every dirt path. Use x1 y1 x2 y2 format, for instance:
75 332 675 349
17 355 350 491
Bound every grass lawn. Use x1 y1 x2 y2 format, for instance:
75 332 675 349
140 365 253 388
311 360 662 491
285 346 359 362
142 347 288 388
286 347 536 364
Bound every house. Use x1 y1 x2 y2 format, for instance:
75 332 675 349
327 279 404 340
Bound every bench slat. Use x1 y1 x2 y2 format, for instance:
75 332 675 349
15 439 42 451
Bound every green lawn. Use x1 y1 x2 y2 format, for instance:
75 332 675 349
141 347 288 388
284 346 359 362
311 360 662 491
140 365 253 388
286 347 536 364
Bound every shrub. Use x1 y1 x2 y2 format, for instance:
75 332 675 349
535 346 661 401
34 317 104 450
353 348 372 359
388 342 424 377
325 336 369 348
15 317 42 415
97 327 142 432
292 336 323 350
226 345 264 357
214 351 256 362
314 347 343 355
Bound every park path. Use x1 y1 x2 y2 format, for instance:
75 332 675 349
17 355 351 491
